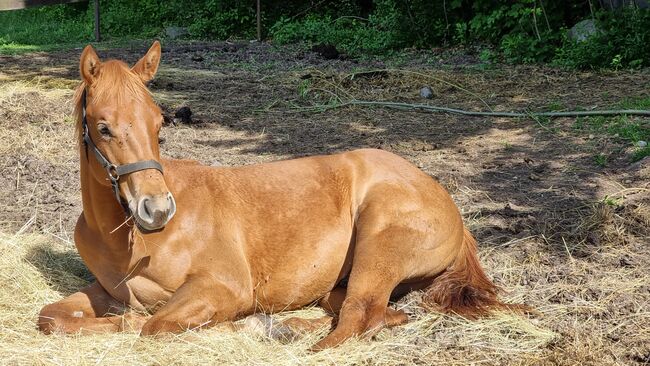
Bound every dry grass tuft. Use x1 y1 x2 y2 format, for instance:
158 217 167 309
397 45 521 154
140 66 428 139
0 232 558 365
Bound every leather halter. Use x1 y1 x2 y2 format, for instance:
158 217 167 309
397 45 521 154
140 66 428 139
81 89 164 214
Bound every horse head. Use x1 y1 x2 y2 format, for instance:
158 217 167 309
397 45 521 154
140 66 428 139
77 41 175 231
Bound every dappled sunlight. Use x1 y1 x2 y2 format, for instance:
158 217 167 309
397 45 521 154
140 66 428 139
0 41 648 365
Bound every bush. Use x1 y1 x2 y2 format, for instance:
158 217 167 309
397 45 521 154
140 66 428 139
1 0 650 70
554 9 650 69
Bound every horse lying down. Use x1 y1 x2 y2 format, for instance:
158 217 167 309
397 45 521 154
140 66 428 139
38 41 527 350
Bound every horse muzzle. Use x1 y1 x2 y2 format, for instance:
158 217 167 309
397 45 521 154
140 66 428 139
134 192 176 231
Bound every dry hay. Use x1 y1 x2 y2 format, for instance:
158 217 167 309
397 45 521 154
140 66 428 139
1 44 649 365
0 231 557 366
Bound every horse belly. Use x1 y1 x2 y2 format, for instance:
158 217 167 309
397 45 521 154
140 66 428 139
253 229 352 311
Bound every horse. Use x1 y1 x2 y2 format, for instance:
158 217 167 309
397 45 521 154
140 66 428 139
37 41 522 350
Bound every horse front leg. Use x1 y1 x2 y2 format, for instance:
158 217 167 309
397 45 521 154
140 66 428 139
139 275 251 336
38 281 147 334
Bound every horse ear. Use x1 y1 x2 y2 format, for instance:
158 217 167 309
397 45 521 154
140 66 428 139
132 40 161 83
80 45 102 86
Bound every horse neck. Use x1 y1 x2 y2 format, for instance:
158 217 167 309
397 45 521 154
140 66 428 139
79 146 131 247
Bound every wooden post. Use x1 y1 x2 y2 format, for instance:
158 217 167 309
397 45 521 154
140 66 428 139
94 0 100 42
0 0 86 11
256 0 261 41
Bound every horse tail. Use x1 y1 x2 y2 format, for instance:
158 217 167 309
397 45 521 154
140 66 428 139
421 227 529 318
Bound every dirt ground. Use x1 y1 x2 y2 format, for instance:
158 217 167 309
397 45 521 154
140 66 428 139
0 41 648 365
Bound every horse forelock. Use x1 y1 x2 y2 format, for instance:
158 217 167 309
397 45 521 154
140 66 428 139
73 60 153 145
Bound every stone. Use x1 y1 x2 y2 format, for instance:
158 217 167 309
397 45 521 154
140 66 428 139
165 26 189 40
174 106 193 124
311 43 339 60
568 19 600 43
637 140 647 148
420 86 433 99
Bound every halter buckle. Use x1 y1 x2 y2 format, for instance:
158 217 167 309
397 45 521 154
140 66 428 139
107 164 120 181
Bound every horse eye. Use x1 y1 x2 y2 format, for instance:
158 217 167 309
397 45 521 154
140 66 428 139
97 123 112 137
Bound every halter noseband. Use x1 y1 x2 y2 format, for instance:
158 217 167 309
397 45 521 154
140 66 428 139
81 88 164 215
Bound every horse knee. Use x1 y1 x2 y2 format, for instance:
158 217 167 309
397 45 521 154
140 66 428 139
140 318 175 336
37 304 68 334
385 308 408 327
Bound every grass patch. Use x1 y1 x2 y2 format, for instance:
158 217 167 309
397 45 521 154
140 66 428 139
594 153 609 167
618 96 650 110
574 113 650 161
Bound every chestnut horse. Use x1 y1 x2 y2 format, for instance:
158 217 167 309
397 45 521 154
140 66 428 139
38 41 518 350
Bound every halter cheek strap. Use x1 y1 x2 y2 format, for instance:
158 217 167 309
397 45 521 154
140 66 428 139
81 89 164 215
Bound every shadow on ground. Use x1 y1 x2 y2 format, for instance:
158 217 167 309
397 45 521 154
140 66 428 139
25 244 93 297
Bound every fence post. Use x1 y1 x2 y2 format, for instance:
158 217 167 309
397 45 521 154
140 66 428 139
256 0 261 41
94 0 100 42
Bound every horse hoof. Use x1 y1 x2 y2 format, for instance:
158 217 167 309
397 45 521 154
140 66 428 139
242 314 298 343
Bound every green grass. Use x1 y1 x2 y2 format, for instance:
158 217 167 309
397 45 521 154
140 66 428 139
546 101 565 111
574 110 649 162
594 153 609 167
632 146 650 161
618 96 650 110
0 4 158 55
0 5 94 47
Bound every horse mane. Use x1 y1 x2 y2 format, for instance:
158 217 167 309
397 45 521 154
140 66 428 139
73 60 152 145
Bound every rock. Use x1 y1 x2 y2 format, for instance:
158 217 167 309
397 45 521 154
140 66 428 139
619 255 634 267
165 26 189 40
420 86 433 99
637 140 647 148
568 19 600 42
174 106 193 124
311 43 339 60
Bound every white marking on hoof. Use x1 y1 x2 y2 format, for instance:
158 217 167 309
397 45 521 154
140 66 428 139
240 314 298 343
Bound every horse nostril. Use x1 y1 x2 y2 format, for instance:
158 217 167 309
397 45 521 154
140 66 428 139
143 198 151 217
137 194 174 228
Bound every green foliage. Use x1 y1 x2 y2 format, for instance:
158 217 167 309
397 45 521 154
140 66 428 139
1 0 650 69
500 31 558 63
0 3 93 46
271 0 436 56
554 9 650 69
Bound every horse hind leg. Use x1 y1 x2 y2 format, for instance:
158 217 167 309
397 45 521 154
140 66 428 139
310 224 418 350
254 283 409 344
319 286 407 328
273 285 407 342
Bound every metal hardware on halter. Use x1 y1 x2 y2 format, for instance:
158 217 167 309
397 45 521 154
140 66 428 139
81 88 164 216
